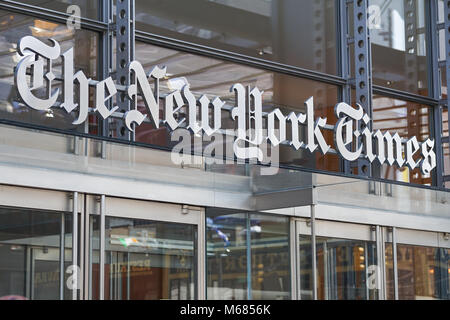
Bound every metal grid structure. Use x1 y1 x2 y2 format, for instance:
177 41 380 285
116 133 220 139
0 0 448 190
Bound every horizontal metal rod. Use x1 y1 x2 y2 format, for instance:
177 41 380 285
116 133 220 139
373 85 439 106
135 31 348 87
0 1 107 32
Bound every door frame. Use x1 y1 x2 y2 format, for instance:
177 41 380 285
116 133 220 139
0 184 76 300
293 211 450 300
293 214 388 300
84 195 205 300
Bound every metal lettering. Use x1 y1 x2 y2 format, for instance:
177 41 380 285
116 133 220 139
12 35 437 176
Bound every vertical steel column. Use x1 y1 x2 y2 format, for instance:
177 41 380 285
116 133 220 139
289 218 297 300
375 225 386 300
72 192 78 300
392 227 399 300
59 212 65 300
115 0 135 141
79 195 85 300
310 205 317 300
246 213 252 300
353 0 373 177
99 195 105 300
84 196 91 300
198 209 206 300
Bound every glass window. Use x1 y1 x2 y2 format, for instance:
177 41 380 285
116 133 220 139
372 95 432 185
385 242 395 300
0 11 100 133
0 207 72 300
206 211 290 300
133 41 341 173
134 0 337 74
250 214 290 300
369 0 428 95
397 245 441 299
206 212 248 299
91 217 197 300
12 0 99 20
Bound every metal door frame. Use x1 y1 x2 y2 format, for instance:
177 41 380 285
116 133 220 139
293 214 387 300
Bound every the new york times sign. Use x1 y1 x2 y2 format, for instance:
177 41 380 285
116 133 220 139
14 36 436 174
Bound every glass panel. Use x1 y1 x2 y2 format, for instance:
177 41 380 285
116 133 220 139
206 212 248 299
0 10 100 133
134 0 337 74
206 211 290 300
133 41 341 173
0 207 71 300
89 215 100 300
13 0 99 20
438 248 450 299
369 0 428 95
250 214 290 300
95 217 197 300
397 245 440 299
299 234 314 300
372 95 432 185
300 235 379 300
385 242 395 300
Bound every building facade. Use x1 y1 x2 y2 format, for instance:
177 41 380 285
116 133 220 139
0 0 449 300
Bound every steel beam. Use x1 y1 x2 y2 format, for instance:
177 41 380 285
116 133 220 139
115 0 135 141
353 0 373 178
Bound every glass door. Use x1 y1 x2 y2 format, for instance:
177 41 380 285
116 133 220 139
88 196 204 300
296 219 382 300
0 186 74 300
393 228 450 300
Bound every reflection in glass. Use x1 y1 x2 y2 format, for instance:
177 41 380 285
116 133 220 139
92 217 197 300
397 245 436 299
250 214 290 300
206 212 290 300
134 41 340 173
369 0 428 95
385 243 395 300
206 213 248 300
134 0 337 74
397 245 449 300
0 10 99 133
0 207 72 300
372 95 432 185
300 236 379 300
